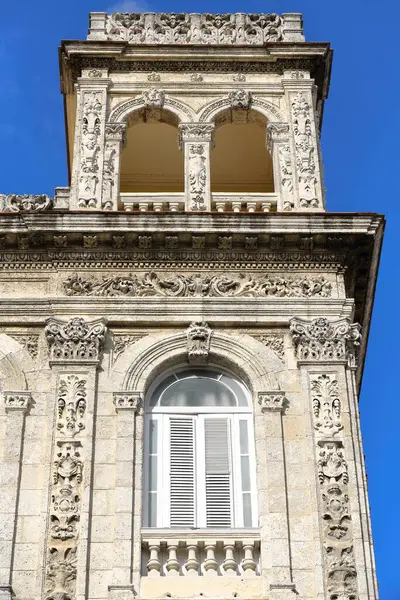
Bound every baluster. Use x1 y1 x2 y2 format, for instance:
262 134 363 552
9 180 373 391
153 201 163 212
165 542 180 576
169 201 179 212
204 541 218 576
232 200 242 213
184 542 199 576
215 201 225 212
241 541 257 576
246 201 257 213
139 202 149 212
261 201 272 212
222 542 237 575
147 542 161 577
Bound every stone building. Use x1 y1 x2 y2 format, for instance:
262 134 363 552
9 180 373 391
0 10 384 600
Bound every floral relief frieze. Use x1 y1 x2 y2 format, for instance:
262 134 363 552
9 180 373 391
63 272 333 298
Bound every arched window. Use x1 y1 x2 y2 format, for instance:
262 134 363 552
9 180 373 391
143 368 257 529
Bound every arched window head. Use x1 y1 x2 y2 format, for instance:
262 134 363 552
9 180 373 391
144 368 258 529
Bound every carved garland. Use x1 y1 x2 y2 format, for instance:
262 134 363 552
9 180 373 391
63 272 333 298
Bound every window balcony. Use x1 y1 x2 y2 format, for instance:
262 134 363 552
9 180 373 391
141 528 260 577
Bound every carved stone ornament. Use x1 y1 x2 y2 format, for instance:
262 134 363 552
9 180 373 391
105 122 127 142
310 373 343 437
9 334 39 359
113 334 145 361
317 441 348 485
104 12 286 45
45 317 106 363
179 123 215 146
4 391 32 413
253 334 284 360
3 194 53 212
45 546 77 600
258 391 287 412
63 272 332 299
57 375 87 437
186 321 212 364
142 88 165 109
113 391 143 413
229 89 252 110
78 91 103 209
290 318 361 364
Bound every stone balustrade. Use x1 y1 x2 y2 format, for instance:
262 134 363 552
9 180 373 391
87 12 304 45
141 530 260 577
121 192 277 213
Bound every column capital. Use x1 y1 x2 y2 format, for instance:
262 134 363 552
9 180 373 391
258 391 288 413
113 391 143 413
4 391 32 414
289 317 361 365
45 317 107 365
178 123 215 147
105 122 127 142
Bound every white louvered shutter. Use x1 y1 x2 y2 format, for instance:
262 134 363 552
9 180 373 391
169 417 195 527
204 417 232 527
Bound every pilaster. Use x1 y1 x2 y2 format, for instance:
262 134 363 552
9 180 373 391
257 392 297 599
70 69 111 210
107 392 143 599
43 317 106 600
267 123 295 212
0 392 32 599
282 73 325 211
102 123 127 211
289 317 374 600
179 124 215 211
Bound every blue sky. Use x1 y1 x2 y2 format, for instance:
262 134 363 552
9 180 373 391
1 0 398 597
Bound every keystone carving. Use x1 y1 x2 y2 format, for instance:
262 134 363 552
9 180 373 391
45 317 106 363
142 88 165 109
290 318 361 364
186 321 212 364
229 89 252 109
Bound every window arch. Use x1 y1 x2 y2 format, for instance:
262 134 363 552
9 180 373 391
143 367 258 529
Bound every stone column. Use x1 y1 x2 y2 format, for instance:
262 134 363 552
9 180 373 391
102 123 127 211
258 392 297 600
107 392 143 600
179 123 215 211
289 317 373 600
0 392 31 600
282 72 325 211
70 69 111 210
43 317 106 600
267 123 296 212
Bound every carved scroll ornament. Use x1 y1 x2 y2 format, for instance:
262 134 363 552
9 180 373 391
1 194 53 212
63 272 332 299
45 317 106 362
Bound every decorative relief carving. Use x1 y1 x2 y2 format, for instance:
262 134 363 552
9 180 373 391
258 391 287 412
4 392 32 413
310 374 343 436
229 89 252 109
4 194 53 212
290 318 361 364
78 91 103 209
104 12 285 44
188 144 207 211
57 375 87 437
9 334 39 359
253 335 284 360
45 546 77 600
233 73 246 82
45 317 106 363
179 123 215 145
113 334 145 361
291 92 320 209
113 391 143 412
142 88 165 109
317 442 348 485
187 321 212 364
63 272 332 298
147 72 161 82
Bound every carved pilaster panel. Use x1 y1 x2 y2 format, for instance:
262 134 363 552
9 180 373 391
71 80 110 210
102 122 127 210
179 123 215 211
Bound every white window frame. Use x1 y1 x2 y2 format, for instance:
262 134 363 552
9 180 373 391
143 367 258 529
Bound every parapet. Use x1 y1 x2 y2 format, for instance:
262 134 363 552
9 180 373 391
87 12 305 45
